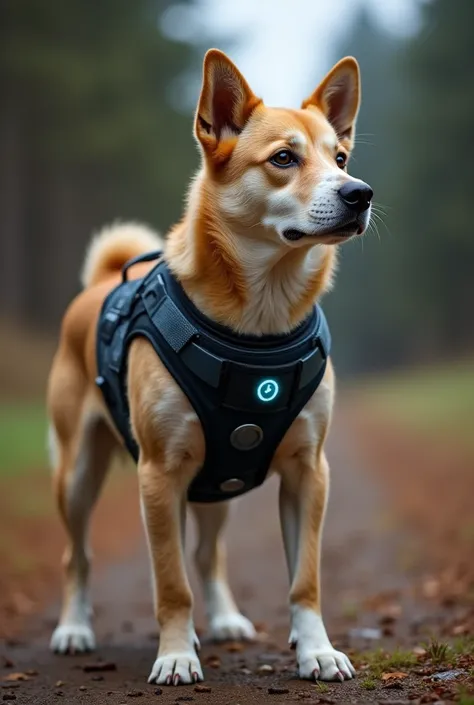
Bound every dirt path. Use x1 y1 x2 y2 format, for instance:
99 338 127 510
1 417 472 704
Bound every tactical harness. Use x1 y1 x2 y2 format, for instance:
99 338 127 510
96 251 331 503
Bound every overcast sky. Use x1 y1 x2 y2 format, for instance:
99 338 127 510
162 0 430 108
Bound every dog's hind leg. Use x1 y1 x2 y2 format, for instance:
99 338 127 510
48 358 117 653
191 503 256 642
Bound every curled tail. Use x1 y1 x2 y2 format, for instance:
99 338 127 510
80 221 164 288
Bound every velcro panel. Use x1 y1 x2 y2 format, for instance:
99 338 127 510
153 298 198 352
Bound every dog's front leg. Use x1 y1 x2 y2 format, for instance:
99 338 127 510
139 460 202 686
279 453 355 682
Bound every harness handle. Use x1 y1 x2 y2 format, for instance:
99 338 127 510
121 250 163 282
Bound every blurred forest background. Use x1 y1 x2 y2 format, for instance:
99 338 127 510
0 0 473 392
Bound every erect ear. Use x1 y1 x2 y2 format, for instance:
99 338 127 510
195 49 261 156
301 57 360 144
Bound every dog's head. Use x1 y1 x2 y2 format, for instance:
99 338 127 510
195 49 372 247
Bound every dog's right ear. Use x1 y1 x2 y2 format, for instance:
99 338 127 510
195 49 261 162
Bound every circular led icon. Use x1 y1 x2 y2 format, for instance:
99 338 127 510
256 378 279 403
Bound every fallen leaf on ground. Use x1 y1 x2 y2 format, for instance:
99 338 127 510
422 578 440 599
378 603 402 624
82 662 116 673
382 672 408 681
225 642 244 652
451 623 469 636
2 674 30 682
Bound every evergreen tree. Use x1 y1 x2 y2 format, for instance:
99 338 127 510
0 0 197 326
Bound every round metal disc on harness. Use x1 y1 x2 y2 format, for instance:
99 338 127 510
230 424 263 451
220 478 246 493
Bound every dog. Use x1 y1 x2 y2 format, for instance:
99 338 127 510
47 49 373 686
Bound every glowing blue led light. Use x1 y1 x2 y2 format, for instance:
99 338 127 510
256 379 279 402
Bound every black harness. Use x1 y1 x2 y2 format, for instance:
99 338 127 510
96 251 331 503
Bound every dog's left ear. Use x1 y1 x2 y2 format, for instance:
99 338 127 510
302 57 360 145
195 49 262 157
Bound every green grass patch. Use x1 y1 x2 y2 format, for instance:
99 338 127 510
423 637 451 665
360 676 377 690
452 636 474 657
359 647 417 679
0 402 48 476
352 358 474 449
314 682 329 693
457 690 474 705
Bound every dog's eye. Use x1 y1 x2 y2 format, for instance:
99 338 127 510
336 152 347 169
270 150 298 168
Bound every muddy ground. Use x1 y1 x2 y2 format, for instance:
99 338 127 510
1 412 473 704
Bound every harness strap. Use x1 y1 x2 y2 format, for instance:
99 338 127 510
122 249 163 282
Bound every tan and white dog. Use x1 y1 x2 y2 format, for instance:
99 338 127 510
47 49 372 686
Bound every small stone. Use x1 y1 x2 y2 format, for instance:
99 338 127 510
240 668 252 675
25 670 37 676
194 685 211 693
3 696 16 702
55 681 65 687
91 675 104 681
349 627 382 640
1 658 14 669
126 691 143 697
268 686 289 695
55 692 64 698
431 669 465 681
176 697 193 702
83 661 117 673
154 688 162 695
79 686 87 691
257 664 274 674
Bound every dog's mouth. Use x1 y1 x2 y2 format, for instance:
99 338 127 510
283 220 363 243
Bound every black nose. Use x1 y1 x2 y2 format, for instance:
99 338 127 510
338 180 373 213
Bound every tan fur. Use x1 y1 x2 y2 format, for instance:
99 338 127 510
48 49 370 684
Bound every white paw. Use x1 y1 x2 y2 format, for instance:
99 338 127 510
148 651 204 686
298 647 355 681
50 624 96 654
209 612 256 642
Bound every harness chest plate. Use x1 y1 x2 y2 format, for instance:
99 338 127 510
96 253 331 503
